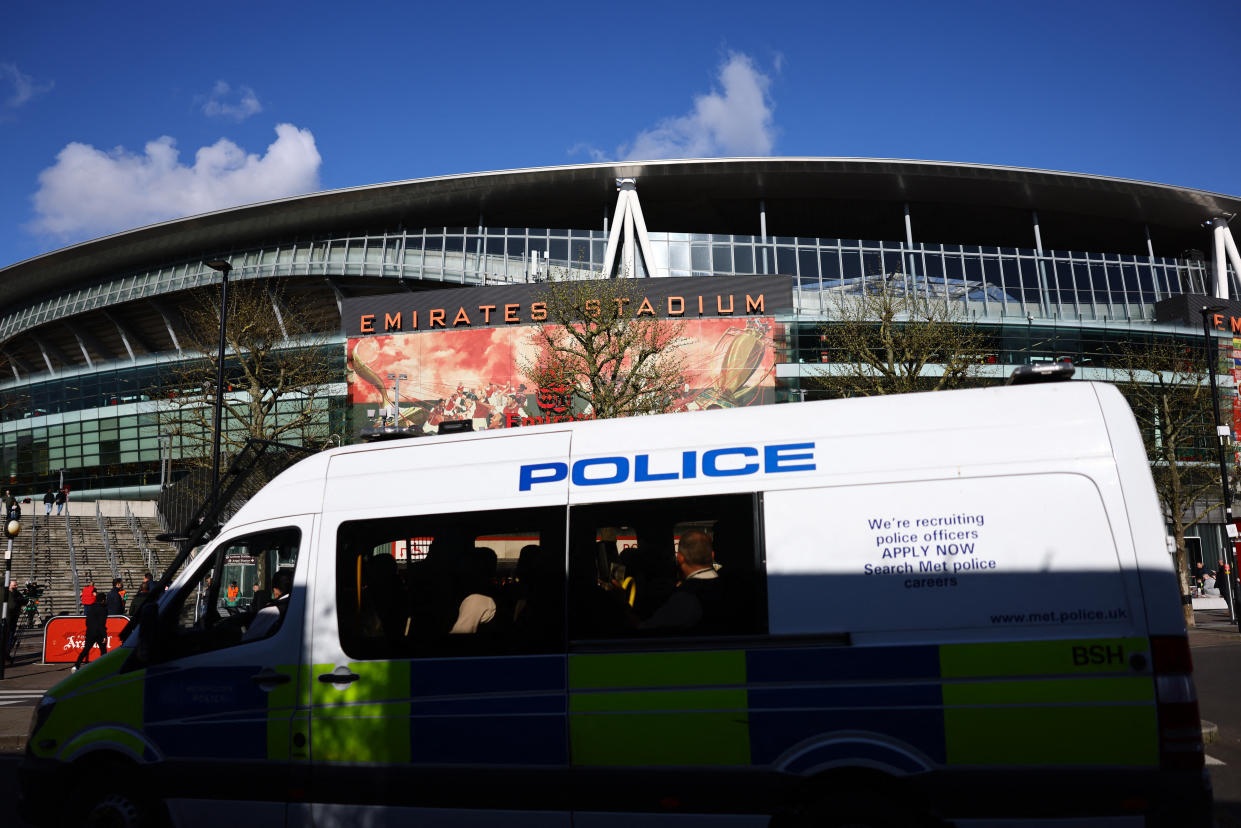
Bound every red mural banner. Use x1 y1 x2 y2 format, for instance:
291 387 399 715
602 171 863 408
347 317 783 433
42 616 129 663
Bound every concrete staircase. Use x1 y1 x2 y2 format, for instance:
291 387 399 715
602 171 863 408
4 508 176 662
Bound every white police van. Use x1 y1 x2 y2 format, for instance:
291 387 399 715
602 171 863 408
19 379 1211 827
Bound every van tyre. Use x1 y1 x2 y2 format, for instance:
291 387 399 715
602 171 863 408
84 793 144 828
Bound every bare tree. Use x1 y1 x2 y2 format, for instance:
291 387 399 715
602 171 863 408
1109 337 1225 627
520 275 689 421
159 280 339 467
810 275 991 397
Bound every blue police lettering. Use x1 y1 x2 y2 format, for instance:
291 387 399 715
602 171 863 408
702 446 759 476
518 442 816 490
519 462 568 491
635 455 678 482
572 457 629 486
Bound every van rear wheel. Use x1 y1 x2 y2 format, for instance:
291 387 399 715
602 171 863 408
84 793 145 828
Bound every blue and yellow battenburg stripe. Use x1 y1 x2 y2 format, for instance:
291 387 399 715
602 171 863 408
36 636 1156 771
567 637 1155 769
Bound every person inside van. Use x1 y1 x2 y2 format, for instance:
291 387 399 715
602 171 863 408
638 530 726 635
450 547 498 634
243 569 292 642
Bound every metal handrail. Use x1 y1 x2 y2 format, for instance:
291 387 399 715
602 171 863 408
29 512 37 585
96 502 120 581
125 502 153 573
65 511 80 605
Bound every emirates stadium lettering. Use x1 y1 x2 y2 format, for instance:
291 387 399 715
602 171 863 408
340 275 793 338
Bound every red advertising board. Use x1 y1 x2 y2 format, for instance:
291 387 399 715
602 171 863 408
42 616 129 663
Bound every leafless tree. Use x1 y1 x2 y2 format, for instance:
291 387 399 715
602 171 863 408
1109 336 1227 627
520 274 689 421
810 274 991 397
158 280 338 467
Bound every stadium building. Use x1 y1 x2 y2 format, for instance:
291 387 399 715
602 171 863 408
2 158 1241 551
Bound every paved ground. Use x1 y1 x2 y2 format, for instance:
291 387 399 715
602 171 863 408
3 615 1241 825
1191 609 1241 827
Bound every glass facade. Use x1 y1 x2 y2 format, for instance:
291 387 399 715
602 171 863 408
0 350 347 497
1 227 1234 343
1 223 1235 500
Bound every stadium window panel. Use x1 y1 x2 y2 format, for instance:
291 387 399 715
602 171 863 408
774 248 794 276
712 245 732 273
424 234 444 252
506 237 525 257
691 245 711 274
444 235 464 253
820 250 841 286
798 250 819 288
550 239 569 261
981 257 1004 297
944 254 964 284
881 250 903 276
668 243 690 271
862 251 882 277
1089 261 1110 299
733 245 754 274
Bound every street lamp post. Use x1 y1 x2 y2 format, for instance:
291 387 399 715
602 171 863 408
1200 305 1240 630
205 260 233 522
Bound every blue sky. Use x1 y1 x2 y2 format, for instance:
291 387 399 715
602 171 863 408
2 0 1238 269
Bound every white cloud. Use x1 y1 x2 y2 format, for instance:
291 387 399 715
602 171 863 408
1 62 53 108
27 123 321 241
202 81 262 121
620 53 776 160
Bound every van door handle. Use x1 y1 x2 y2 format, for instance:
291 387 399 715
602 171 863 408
251 668 292 687
318 667 360 686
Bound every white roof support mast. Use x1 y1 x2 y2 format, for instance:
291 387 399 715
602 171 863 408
1210 215 1241 300
601 178 658 278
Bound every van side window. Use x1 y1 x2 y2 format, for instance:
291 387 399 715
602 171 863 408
163 527 301 660
568 493 766 641
336 506 565 659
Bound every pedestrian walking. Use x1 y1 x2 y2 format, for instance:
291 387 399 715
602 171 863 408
55 486 68 515
106 578 126 616
4 582 26 665
128 572 152 617
42 488 55 516
3 489 18 521
73 593 108 671
80 580 96 610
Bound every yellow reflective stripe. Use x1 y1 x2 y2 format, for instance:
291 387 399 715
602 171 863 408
943 676 1154 705
571 688 746 713
265 664 306 761
569 651 745 690
571 711 751 766
940 637 1146 678
59 726 148 760
945 705 1157 767
42 664 146 761
309 662 411 763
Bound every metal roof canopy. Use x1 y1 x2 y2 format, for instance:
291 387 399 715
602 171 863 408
3 157 1238 314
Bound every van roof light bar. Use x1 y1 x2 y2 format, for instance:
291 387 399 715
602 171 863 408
1007 361 1075 385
